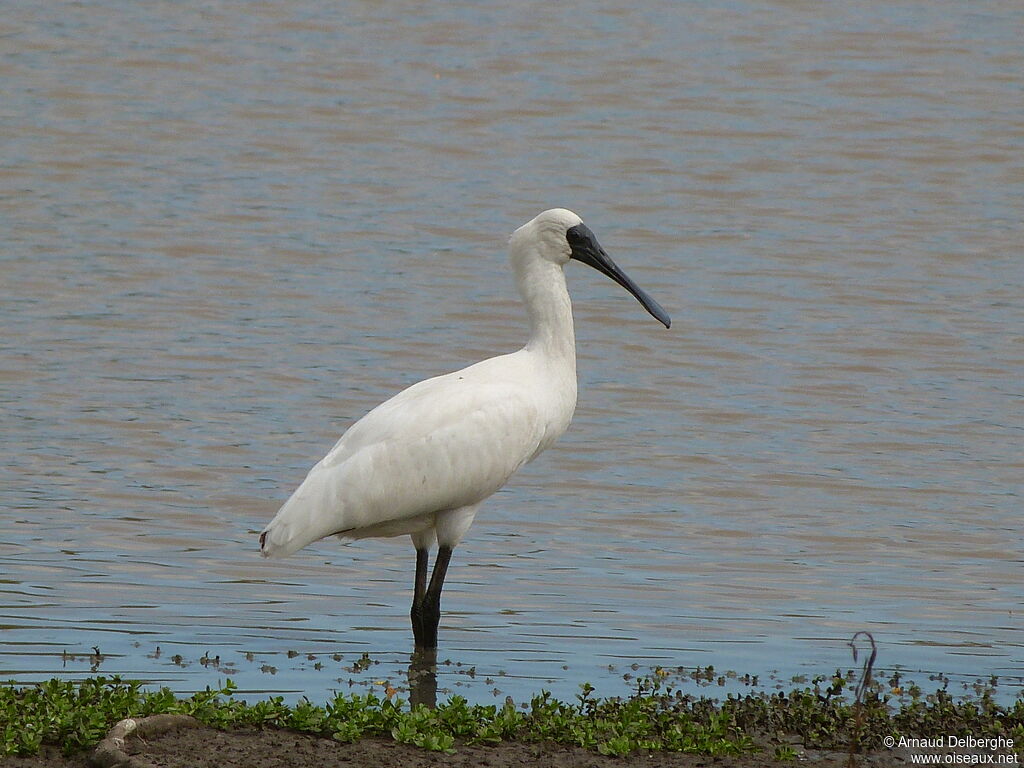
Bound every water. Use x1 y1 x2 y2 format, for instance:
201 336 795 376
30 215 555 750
1 0 1022 704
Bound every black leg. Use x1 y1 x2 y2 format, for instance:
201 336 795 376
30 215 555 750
411 547 430 647
414 545 453 649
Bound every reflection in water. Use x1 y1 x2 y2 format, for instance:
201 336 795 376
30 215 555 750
408 649 439 709
61 648 107 675
1 0 1022 704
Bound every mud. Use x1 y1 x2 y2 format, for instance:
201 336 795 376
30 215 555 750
0 725 916 768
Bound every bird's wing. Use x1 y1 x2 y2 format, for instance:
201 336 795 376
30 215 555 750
323 355 540 467
261 354 548 556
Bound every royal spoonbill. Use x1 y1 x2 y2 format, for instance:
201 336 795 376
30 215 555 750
259 208 670 648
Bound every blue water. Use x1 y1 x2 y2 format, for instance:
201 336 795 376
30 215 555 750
1 0 1022 705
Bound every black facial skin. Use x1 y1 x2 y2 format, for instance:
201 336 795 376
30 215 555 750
566 224 671 328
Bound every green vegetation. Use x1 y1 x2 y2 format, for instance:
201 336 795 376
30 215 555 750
0 676 752 758
678 669 1024 753
1 672 1022 760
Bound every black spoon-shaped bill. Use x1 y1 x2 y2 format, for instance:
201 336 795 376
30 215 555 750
566 223 671 328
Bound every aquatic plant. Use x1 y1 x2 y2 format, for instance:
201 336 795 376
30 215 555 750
1 673 1021 759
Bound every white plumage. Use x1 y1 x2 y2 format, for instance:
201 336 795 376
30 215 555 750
260 352 566 555
259 208 669 648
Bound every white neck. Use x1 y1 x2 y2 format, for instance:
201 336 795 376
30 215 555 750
513 248 577 365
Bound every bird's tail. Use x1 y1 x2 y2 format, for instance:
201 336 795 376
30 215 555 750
259 517 312 558
259 474 345 558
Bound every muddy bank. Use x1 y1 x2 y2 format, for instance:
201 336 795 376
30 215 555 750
0 725 912 768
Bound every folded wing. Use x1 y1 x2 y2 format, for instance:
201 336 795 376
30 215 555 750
260 354 546 557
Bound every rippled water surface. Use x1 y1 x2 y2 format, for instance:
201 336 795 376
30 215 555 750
2 1 1022 703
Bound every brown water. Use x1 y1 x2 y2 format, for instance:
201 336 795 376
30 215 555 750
2 1 1022 703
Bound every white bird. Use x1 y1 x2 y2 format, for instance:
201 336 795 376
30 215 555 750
259 208 670 648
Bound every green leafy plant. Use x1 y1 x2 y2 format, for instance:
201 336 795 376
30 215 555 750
2 672 1021 760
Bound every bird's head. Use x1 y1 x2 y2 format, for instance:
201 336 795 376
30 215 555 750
511 208 671 328
510 208 583 266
